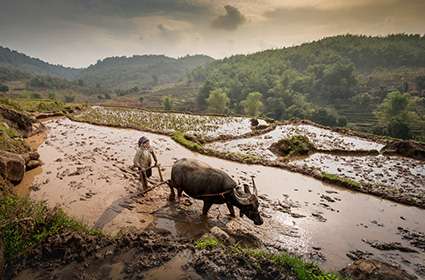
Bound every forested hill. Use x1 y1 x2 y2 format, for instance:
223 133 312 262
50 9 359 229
0 46 213 89
79 54 214 89
0 46 81 80
191 34 425 140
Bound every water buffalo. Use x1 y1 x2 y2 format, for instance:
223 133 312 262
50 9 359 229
168 158 263 225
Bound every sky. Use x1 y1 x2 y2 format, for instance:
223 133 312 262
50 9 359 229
0 0 424 68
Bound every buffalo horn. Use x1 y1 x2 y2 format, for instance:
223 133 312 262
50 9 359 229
251 176 258 196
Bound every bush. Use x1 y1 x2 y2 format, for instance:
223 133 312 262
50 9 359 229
0 84 9 92
387 117 410 139
270 135 315 157
310 108 338 127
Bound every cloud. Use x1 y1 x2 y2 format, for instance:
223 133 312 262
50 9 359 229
211 5 246 30
157 23 183 43
263 0 425 33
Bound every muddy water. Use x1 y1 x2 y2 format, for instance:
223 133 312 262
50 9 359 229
19 118 425 277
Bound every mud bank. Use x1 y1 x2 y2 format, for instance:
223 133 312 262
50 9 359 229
15 118 425 279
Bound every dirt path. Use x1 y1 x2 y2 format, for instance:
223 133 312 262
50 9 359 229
16 118 425 279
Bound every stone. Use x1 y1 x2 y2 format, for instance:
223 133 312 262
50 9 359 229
0 150 25 183
26 159 42 170
340 259 416 280
209 226 234 244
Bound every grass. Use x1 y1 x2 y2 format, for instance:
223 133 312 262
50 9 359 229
0 119 29 153
0 195 102 261
194 236 220 250
194 236 343 280
172 131 202 151
321 172 361 189
233 247 343 280
0 97 85 114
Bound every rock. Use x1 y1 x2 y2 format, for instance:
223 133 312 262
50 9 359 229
340 259 416 280
26 159 42 170
0 105 35 137
0 150 25 183
381 140 425 161
209 227 234 244
363 240 418 253
250 118 259 127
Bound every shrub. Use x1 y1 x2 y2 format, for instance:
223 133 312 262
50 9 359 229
270 135 315 157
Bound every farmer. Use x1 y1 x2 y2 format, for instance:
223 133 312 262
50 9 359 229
133 136 158 191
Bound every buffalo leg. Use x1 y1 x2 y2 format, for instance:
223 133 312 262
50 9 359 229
225 201 235 217
168 181 176 201
202 200 213 217
177 188 183 203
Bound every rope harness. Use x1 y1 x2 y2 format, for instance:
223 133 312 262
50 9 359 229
193 189 233 199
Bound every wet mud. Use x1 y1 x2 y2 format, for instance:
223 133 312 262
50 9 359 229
16 118 425 279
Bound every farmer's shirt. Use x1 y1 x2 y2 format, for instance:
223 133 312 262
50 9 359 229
133 146 156 169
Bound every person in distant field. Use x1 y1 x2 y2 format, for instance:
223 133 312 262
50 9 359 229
133 136 158 191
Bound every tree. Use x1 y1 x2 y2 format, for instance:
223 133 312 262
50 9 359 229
240 92 263 116
374 91 419 139
388 117 410 139
310 108 338 127
352 92 373 110
162 96 173 111
139 96 144 104
415 76 425 93
0 83 9 92
207 88 229 114
64 95 75 103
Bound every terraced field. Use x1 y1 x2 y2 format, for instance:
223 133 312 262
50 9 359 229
73 106 269 141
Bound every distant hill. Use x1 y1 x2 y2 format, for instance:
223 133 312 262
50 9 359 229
190 34 425 139
0 46 214 89
0 46 81 80
78 54 214 89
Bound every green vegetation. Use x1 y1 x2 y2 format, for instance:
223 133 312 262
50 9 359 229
241 91 263 117
0 46 80 79
321 172 361 189
171 131 202 151
271 135 315 157
239 248 341 280
79 54 213 89
0 127 28 154
374 90 423 139
194 236 342 280
162 96 173 111
194 236 220 250
0 83 8 92
207 88 229 114
192 34 425 139
0 97 84 114
0 195 101 260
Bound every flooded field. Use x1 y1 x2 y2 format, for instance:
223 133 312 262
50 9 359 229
16 118 425 278
205 123 385 161
73 106 269 141
290 153 425 197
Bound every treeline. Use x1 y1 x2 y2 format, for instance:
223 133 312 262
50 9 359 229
192 34 425 139
79 54 214 89
0 46 80 79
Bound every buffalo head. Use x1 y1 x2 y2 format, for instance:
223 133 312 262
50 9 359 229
234 177 263 225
